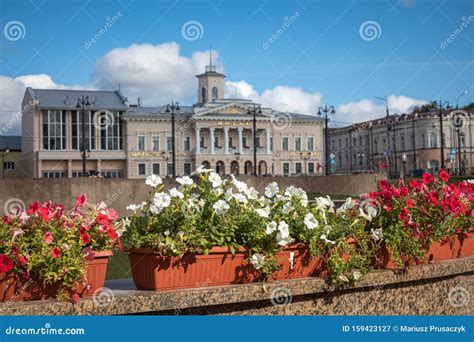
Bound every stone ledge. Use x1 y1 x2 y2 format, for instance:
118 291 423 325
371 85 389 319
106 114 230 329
0 256 472 316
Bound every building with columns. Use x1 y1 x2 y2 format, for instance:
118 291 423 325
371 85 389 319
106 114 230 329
20 64 324 178
328 109 474 177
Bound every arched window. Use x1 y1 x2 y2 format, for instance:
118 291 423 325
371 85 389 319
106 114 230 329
429 132 437 148
211 87 218 99
338 154 342 167
201 87 207 102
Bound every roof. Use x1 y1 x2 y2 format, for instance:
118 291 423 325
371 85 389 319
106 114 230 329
0 136 21 150
26 88 129 110
125 106 194 119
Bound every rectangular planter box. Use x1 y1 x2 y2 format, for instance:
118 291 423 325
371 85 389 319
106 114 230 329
4 250 112 301
426 231 474 262
272 244 323 280
129 247 260 291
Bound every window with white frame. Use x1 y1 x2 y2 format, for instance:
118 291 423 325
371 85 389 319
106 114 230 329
43 171 66 178
3 161 15 170
43 110 66 150
167 136 173 151
167 163 173 175
242 136 248 148
152 163 160 175
228 136 233 148
137 133 146 151
308 162 315 174
283 162 290 175
307 136 314 151
152 133 160 151
295 136 301 151
71 110 94 150
184 163 192 175
200 136 205 148
137 163 146 176
429 132 437 148
99 111 122 150
282 136 289 151
183 136 191 151
295 162 302 174
270 136 273 151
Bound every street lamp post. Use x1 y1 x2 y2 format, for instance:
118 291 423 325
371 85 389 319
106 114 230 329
435 99 451 170
76 95 91 177
247 104 262 176
166 101 180 178
456 90 468 109
318 105 336 175
402 152 407 181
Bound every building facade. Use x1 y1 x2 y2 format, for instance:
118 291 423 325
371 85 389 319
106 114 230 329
21 65 324 179
329 109 474 176
0 136 22 178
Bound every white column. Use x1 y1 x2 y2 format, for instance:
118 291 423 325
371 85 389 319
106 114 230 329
224 127 229 154
195 128 201 154
238 127 243 154
210 128 215 154
266 128 271 155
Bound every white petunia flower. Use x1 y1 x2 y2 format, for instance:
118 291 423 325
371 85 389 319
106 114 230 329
359 206 378 221
169 187 184 199
282 202 293 214
213 200 230 216
150 192 171 214
224 188 234 202
370 228 383 241
245 187 259 200
265 221 278 235
209 172 222 188
304 213 319 230
145 174 162 188
126 204 141 212
315 195 335 212
338 275 350 283
320 234 336 245
255 207 270 218
231 175 248 193
276 221 293 246
176 176 193 186
193 165 213 175
250 253 265 270
233 193 248 204
353 270 363 281
264 182 279 198
337 198 354 212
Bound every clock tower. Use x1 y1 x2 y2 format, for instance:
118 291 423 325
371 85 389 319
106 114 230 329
196 48 225 104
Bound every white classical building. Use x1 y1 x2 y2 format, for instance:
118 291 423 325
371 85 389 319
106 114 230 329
20 64 324 178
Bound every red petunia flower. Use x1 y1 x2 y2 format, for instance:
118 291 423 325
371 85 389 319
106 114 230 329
107 227 118 239
51 248 61 258
406 198 415 208
39 207 50 222
438 169 449 183
96 213 109 225
421 173 435 185
75 194 87 208
0 254 13 273
71 293 80 304
43 232 54 245
81 233 91 245
409 179 420 189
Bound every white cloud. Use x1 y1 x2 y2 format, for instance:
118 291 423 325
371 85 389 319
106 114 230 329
90 42 222 105
225 80 322 115
336 95 427 125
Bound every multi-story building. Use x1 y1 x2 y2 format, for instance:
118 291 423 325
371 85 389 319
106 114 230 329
21 65 324 178
329 109 473 176
0 135 22 178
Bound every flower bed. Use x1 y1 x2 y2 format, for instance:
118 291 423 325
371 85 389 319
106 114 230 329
0 195 123 302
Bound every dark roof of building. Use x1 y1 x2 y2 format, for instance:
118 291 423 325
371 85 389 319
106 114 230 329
26 88 129 110
125 106 194 118
0 136 21 150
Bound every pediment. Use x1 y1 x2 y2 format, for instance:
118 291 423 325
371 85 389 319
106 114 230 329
194 101 270 117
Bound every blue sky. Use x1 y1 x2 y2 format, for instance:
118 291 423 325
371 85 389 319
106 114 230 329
0 0 473 131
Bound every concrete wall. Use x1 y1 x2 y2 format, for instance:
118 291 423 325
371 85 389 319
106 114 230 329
0 173 384 217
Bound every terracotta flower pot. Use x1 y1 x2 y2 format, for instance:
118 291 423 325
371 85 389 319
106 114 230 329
271 244 323 280
15 250 112 301
426 231 474 262
373 244 405 269
129 247 260 291
0 273 16 302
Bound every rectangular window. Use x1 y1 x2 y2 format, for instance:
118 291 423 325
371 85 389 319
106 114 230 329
100 111 122 150
137 163 146 176
282 137 289 151
152 134 160 151
183 137 191 151
295 137 301 151
184 163 191 175
295 162 302 174
271 162 275 174
167 163 173 176
255 136 261 148
43 171 66 178
72 171 90 178
242 136 248 148
43 110 66 150
137 133 146 151
3 161 15 170
283 162 290 175
270 137 273 151
71 110 95 150
308 162 315 174
307 137 314 151
152 163 160 175
101 170 124 178
214 136 219 148
167 136 173 151
200 136 205 149
228 136 233 148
